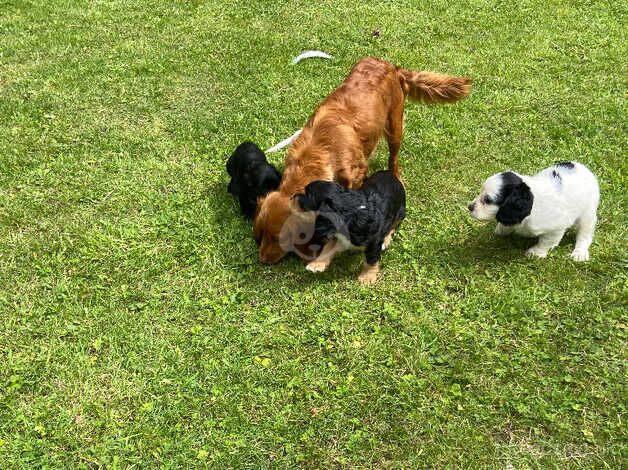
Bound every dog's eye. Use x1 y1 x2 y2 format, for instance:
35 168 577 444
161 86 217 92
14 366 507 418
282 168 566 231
299 232 306 240
482 196 492 204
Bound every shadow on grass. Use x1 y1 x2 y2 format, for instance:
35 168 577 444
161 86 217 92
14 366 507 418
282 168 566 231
434 223 584 270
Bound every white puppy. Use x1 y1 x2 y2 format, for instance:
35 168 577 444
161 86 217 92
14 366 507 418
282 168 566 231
468 161 599 261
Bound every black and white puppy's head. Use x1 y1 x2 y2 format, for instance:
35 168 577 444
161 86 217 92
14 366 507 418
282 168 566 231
226 142 281 218
468 171 534 226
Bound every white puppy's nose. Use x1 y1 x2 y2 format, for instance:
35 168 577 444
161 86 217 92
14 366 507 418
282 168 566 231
468 202 476 212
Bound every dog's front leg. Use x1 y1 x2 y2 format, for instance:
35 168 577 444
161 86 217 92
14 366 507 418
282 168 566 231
570 213 597 262
526 230 565 258
306 239 345 273
358 241 383 284
358 262 380 285
494 223 515 236
381 229 395 250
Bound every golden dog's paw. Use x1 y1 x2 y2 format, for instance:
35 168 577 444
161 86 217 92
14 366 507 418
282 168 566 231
306 260 329 273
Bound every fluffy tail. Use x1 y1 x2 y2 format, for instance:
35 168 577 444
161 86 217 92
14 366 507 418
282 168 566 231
398 69 471 103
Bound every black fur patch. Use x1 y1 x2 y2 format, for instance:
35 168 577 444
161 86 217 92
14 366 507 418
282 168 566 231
226 142 281 218
296 181 343 212
295 171 406 266
556 161 575 169
494 172 522 204
495 172 534 226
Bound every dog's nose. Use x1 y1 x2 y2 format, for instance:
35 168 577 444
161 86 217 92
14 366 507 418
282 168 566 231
468 202 476 212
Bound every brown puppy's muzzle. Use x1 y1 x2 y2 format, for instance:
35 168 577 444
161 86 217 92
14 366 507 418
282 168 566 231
259 241 287 264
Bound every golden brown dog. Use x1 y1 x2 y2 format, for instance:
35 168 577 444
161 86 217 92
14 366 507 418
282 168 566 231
254 57 471 264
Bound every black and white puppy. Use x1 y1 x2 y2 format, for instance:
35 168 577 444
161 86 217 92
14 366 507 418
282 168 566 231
292 170 406 284
468 161 599 261
226 142 281 218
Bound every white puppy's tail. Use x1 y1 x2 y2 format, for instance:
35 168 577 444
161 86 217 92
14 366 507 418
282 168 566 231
292 50 333 65
265 129 302 153
265 51 330 154
264 51 330 153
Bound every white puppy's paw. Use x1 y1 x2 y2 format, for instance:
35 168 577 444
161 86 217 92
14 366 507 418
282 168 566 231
494 223 513 236
570 249 590 262
526 246 549 258
306 260 329 273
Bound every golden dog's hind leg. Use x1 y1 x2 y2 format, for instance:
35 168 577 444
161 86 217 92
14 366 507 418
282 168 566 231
385 100 404 180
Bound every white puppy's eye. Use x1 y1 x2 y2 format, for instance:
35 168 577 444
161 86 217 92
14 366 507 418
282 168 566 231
482 195 492 204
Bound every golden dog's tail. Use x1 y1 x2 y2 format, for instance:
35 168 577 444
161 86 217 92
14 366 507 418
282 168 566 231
398 68 471 103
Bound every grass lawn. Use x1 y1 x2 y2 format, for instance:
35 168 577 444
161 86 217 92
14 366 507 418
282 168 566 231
1 0 626 467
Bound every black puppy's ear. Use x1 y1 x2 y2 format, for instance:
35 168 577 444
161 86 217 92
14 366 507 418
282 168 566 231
496 176 533 226
296 192 320 211
262 167 281 193
242 171 252 186
298 182 343 212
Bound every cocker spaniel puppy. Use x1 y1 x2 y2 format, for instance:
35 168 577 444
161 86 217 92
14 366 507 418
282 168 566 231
227 142 281 219
292 170 406 284
468 161 599 261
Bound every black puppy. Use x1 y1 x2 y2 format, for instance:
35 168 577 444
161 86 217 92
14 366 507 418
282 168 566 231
226 142 281 218
293 170 405 284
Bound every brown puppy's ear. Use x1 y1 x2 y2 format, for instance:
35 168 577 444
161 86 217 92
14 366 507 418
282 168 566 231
253 196 267 244
253 223 262 245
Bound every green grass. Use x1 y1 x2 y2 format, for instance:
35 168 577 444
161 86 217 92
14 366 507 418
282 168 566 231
1 0 626 467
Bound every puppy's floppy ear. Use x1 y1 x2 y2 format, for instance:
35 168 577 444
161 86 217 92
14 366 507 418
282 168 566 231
270 166 281 186
242 170 252 186
253 196 267 244
496 173 533 226
261 166 281 193
297 181 342 212
297 181 338 211
296 192 320 212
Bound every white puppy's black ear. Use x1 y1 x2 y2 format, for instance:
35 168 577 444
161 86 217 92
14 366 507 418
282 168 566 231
496 172 534 226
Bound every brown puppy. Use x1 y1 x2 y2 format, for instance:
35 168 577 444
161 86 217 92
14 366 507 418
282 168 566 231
254 57 471 264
